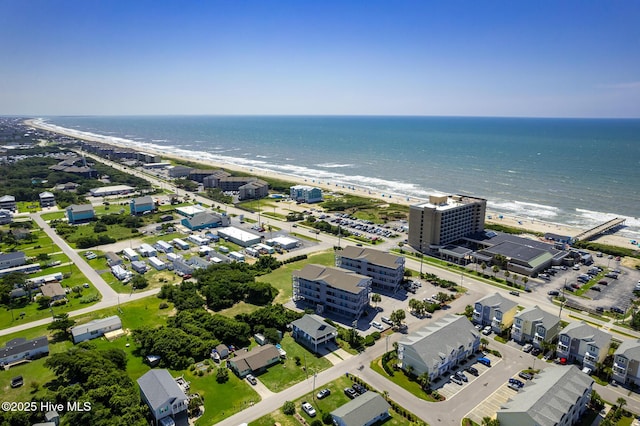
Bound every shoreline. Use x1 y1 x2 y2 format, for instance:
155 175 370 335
25 118 634 250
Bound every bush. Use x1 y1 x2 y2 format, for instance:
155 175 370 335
159 302 169 309
282 401 295 415
322 412 333 425
371 331 381 340
310 420 322 426
364 335 375 346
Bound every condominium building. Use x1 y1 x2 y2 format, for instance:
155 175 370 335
290 185 323 203
408 194 486 251
512 305 561 347
556 321 611 371
472 292 518 332
497 365 593 426
335 246 405 293
292 264 371 320
612 339 640 386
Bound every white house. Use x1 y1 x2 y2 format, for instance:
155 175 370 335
70 316 122 344
137 369 188 426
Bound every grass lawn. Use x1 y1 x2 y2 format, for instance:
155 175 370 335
256 250 336 305
251 375 414 426
72 296 175 332
369 354 437 402
40 211 67 221
237 199 279 212
102 269 180 294
64 223 142 246
256 335 332 393
16 201 41 213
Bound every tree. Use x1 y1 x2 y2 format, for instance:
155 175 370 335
616 397 627 411
417 372 430 390
522 276 529 289
480 338 489 351
504 270 510 282
131 274 149 290
405 364 415 378
38 296 52 309
481 262 487 275
512 274 519 287
47 313 75 340
390 309 406 326
464 305 474 319
216 367 229 383
371 293 382 309
492 265 500 277
282 401 296 415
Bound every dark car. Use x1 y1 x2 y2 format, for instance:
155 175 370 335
596 307 605 313
519 372 533 380
598 280 609 286
316 389 331 399
344 387 358 399
547 290 560 296
509 378 525 388
466 366 479 376
611 307 625 314
11 376 23 388
352 383 367 394
570 283 580 289
531 347 541 356
509 290 520 296
591 286 601 292
564 285 574 292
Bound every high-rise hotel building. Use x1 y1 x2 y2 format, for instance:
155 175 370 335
408 194 486 252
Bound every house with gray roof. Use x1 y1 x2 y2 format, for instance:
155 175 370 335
612 339 640 385
129 195 155 215
38 191 56 208
398 315 480 381
0 336 49 366
291 314 338 353
0 195 16 212
70 315 122 344
227 344 281 378
0 208 12 225
137 369 188 426
473 292 518 332
0 251 26 269
512 305 560 347
336 246 405 293
66 204 95 224
497 365 593 426
330 391 391 426
292 264 372 320
556 321 611 370
181 211 229 230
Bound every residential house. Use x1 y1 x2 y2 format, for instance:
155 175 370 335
149 256 166 270
290 185 323 203
472 292 518 332
154 240 173 253
0 251 26 269
130 196 155 215
398 315 480 381
336 246 405 293
291 314 338 353
137 369 188 426
40 283 67 304
66 204 95 224
131 260 148 274
181 211 230 231
0 195 16 212
70 316 122 344
138 243 157 257
238 179 269 200
105 252 123 266
227 344 281 378
111 265 132 281
0 336 49 366
330 392 391 426
292 264 371 320
613 339 640 386
497 365 593 426
512 305 561 347
556 321 612 370
38 191 56 208
0 208 12 225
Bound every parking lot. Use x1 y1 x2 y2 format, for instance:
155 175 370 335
434 353 500 400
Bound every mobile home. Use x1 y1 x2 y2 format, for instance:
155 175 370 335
173 238 190 250
229 251 245 262
122 248 139 262
154 240 173 253
148 256 166 270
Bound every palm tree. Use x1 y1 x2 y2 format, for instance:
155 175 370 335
480 338 489 351
481 262 487 276
405 364 415 378
504 270 510 283
522 276 529 290
512 274 519 288
616 397 627 411
417 372 430 391
371 293 382 310
492 265 500 277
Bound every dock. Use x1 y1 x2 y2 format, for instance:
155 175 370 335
574 218 626 241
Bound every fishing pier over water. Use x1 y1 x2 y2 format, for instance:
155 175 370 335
575 218 626 241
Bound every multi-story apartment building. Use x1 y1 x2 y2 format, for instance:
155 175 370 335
556 321 611 371
497 365 593 426
398 315 480 381
292 264 371 320
472 292 518 332
512 305 561 347
408 194 486 251
335 246 405 293
290 185 323 203
612 339 640 385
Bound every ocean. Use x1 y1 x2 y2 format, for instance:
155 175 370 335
39 115 640 239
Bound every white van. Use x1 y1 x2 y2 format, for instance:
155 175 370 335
381 316 393 325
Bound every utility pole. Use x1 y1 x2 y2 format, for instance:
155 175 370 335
559 279 566 319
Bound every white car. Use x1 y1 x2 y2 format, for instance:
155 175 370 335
301 402 316 417
371 321 384 330
523 343 533 353
482 326 492 335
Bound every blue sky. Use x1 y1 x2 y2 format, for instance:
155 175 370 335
1 1 639 117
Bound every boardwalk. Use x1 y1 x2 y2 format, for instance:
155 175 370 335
575 218 625 241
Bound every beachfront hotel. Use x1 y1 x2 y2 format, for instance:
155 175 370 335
408 194 486 252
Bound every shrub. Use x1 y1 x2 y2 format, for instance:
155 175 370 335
282 401 295 415
371 331 381 340
322 412 333 425
159 302 169 309
310 420 322 426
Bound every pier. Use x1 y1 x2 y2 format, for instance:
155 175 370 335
574 218 626 241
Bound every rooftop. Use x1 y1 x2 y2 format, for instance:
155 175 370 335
137 369 187 412
413 194 486 211
339 246 403 269
295 264 370 294
475 292 518 312
291 314 337 339
331 391 390 426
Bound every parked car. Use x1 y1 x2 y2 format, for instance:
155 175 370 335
370 321 383 330
531 347 541 356
381 316 393 325
466 366 479 376
508 382 521 391
246 374 257 385
509 290 520 296
301 402 316 417
523 343 533 353
509 378 525 388
10 376 23 388
352 383 367 394
455 371 468 382
478 357 491 367
611 307 625 314
570 283 580 289
482 325 492 335
316 389 331 399
547 290 560 296
450 375 463 385
598 280 609 286
344 387 358 399
591 286 601 292
519 372 533 380
604 273 618 279
596 307 605 313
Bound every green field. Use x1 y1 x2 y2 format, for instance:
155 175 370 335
40 211 66 221
256 335 332 393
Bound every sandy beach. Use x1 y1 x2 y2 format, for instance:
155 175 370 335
25 118 634 250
